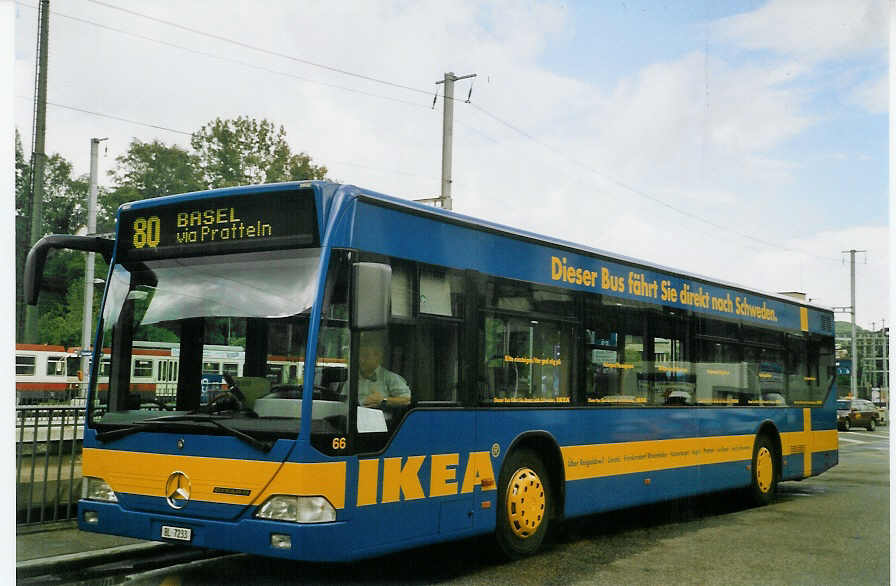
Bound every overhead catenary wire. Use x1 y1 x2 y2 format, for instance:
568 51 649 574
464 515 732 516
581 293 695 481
16 95 443 191
15 1 440 113
463 102 844 265
27 97 193 136
85 0 438 99
17 0 872 267
15 1 501 152
79 0 838 263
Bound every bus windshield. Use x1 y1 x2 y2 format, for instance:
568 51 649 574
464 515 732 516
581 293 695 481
91 248 349 444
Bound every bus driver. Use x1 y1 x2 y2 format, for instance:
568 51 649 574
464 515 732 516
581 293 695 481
357 332 411 408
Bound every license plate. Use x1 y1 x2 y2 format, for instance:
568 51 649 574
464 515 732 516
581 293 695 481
161 525 192 541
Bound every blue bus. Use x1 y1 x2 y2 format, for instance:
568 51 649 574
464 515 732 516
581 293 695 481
25 181 837 560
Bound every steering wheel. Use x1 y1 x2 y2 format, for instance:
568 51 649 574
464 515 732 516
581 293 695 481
205 390 243 412
203 374 254 415
222 374 246 401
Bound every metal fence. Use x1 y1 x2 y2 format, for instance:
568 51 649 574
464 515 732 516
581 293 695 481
16 406 86 525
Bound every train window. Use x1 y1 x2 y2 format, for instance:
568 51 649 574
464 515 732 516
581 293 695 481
67 356 81 377
16 355 36 376
133 359 153 378
223 363 239 376
47 356 67 376
203 362 221 374
99 359 111 377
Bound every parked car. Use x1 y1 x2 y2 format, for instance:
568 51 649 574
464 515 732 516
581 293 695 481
837 399 878 431
873 401 888 426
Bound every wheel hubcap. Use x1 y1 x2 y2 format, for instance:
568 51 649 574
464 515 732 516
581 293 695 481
506 467 545 538
756 447 773 493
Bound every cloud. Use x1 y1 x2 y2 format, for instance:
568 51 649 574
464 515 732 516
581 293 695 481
13 0 887 332
849 73 888 114
588 52 812 165
773 226 889 328
715 0 887 62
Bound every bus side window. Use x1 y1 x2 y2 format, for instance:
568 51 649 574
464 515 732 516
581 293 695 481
402 320 460 403
481 313 573 403
410 266 464 403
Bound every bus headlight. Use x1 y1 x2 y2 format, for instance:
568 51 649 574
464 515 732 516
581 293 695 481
255 495 335 523
85 477 118 503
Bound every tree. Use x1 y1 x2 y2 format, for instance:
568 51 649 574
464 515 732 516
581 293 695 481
15 130 31 341
109 139 203 200
18 115 329 345
102 139 204 231
16 132 94 342
190 116 327 188
43 155 89 235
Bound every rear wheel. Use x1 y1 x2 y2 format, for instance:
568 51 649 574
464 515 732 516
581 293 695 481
496 449 551 559
842 418 850 431
748 435 778 506
867 419 875 432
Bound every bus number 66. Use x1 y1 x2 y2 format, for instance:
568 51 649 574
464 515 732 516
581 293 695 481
332 437 346 450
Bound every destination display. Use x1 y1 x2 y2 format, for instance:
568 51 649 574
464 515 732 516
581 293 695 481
117 188 318 260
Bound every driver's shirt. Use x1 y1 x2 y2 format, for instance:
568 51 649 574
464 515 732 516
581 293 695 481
357 366 411 406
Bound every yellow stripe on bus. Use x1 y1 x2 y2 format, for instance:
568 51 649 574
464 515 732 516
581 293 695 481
779 408 838 477
561 435 755 481
83 449 346 508
562 420 836 482
84 410 835 508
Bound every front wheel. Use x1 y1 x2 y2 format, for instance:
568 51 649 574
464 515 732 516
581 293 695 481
842 418 851 432
496 449 551 559
748 435 778 506
867 419 876 432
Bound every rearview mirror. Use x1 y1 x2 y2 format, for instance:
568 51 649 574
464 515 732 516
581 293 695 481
25 234 114 305
351 262 391 330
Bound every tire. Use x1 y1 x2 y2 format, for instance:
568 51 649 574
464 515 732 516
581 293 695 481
496 448 551 559
748 435 778 506
867 419 875 432
842 418 850 432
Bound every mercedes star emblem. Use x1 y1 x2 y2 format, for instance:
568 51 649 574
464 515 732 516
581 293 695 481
165 471 191 509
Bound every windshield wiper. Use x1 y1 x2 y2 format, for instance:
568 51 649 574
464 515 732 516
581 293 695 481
96 415 273 452
147 415 273 452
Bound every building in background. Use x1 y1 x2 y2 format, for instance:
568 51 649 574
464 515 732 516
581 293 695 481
857 326 889 403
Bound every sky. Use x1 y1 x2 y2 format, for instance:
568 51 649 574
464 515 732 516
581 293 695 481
10 0 891 329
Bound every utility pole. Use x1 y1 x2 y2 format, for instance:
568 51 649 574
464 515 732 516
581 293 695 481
882 319 889 404
80 137 107 395
23 0 50 343
842 249 866 399
435 71 475 211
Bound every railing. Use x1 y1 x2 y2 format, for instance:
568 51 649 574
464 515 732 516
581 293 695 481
16 406 86 525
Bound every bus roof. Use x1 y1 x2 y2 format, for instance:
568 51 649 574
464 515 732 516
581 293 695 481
345 183 833 315
117 180 832 315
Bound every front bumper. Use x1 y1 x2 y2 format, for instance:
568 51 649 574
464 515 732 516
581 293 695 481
78 500 352 562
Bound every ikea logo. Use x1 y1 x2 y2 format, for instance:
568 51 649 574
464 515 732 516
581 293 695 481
356 451 496 506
